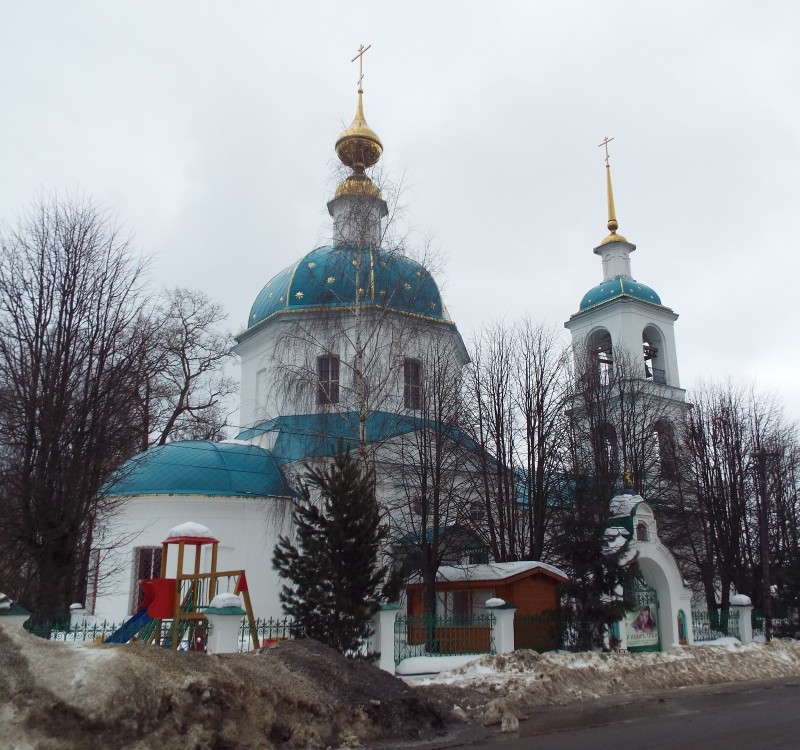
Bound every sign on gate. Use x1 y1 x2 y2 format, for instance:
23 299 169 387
625 577 659 650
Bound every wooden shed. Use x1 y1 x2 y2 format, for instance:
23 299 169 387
404 561 568 618
405 561 569 651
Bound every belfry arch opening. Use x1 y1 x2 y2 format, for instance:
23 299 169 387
642 325 666 385
587 328 613 386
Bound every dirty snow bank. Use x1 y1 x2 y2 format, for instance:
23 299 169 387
412 640 800 722
0 624 451 750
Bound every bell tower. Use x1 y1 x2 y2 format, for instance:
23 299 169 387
565 138 686 404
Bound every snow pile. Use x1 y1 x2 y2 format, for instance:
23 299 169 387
412 640 800 718
0 625 451 750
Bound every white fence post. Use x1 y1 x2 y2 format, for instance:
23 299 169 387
731 594 754 643
372 604 400 674
203 594 247 654
486 599 517 654
69 603 87 629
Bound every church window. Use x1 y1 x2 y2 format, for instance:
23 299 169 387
404 358 422 410
317 354 340 404
636 521 649 542
130 546 161 614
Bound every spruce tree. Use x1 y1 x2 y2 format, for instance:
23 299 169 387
272 449 397 653
557 477 639 650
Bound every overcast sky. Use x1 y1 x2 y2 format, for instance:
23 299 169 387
2 2 799 426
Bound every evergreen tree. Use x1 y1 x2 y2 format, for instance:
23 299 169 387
557 478 639 650
272 449 398 653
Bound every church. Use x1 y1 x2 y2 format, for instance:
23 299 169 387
91 56 692 648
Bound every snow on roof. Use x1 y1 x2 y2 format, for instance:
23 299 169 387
430 560 567 584
167 521 213 539
609 492 645 517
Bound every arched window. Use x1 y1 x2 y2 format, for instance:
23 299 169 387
636 521 649 542
642 325 667 384
587 329 613 386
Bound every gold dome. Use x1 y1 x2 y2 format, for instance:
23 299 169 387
599 231 629 245
334 172 381 199
335 91 383 171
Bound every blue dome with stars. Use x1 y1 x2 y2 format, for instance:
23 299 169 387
579 275 662 311
247 245 450 329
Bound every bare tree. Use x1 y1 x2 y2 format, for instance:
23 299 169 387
465 319 570 563
135 287 237 449
383 336 475 617
668 380 798 613
0 197 149 623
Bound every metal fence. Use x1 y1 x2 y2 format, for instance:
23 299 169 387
691 609 740 642
238 616 295 652
514 611 562 652
752 610 796 638
25 618 213 650
394 612 496 664
25 619 117 643
26 616 298 652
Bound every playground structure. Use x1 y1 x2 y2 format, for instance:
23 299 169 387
105 524 260 650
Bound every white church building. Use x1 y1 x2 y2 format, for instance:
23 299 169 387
93 73 469 623
91 73 694 652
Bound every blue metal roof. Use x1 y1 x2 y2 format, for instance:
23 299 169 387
103 441 294 498
236 411 480 464
247 245 449 329
579 275 662 312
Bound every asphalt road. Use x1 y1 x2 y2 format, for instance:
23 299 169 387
462 677 800 749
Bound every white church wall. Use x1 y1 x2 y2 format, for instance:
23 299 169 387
237 305 467 429
94 495 290 623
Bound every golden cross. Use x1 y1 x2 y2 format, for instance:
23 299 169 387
351 43 372 93
599 136 614 168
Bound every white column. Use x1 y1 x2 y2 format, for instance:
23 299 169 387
486 599 517 654
203 593 247 654
731 594 754 643
372 604 400 674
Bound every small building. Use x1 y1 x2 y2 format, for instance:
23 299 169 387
404 561 568 652
404 561 567 618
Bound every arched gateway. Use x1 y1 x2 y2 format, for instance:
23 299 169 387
608 492 694 650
